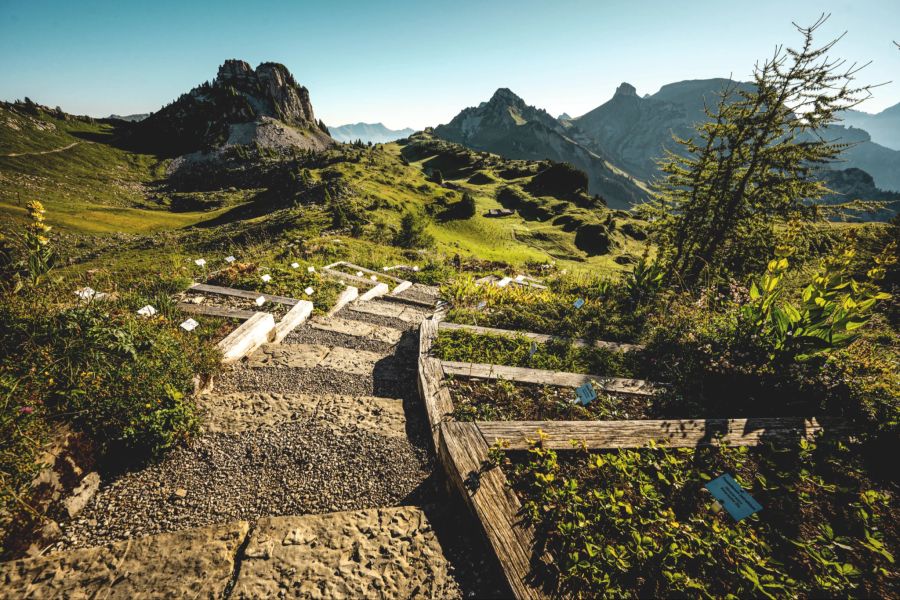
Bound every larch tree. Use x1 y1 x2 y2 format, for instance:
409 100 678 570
646 15 876 287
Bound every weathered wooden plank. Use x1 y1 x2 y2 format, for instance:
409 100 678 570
218 312 276 364
417 319 455 447
177 303 256 320
189 283 299 306
439 322 642 352
476 417 844 450
326 285 359 317
321 268 382 290
438 421 547 600
358 282 390 302
325 261 407 286
441 361 661 397
274 300 313 343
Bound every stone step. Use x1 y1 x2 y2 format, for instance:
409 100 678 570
2 508 457 599
232 507 455 599
0 521 250 598
346 300 430 324
308 315 404 345
198 392 407 437
244 343 390 375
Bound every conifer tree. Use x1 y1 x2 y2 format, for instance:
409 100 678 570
646 15 874 287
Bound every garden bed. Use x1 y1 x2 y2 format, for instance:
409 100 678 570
502 437 898 599
207 260 342 315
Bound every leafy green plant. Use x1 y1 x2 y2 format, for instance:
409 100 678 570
743 245 893 360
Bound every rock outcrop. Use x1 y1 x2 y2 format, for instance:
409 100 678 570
135 59 333 156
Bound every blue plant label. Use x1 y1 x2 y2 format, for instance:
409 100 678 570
529 341 538 358
705 474 762 521
575 382 597 405
573 298 585 309
476 300 487 310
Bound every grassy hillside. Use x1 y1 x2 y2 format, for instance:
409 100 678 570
2 103 651 277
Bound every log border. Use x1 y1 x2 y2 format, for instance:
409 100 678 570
418 315 851 600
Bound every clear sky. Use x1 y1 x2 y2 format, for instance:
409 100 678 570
1 0 898 130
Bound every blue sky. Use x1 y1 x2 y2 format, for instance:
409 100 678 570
1 0 898 129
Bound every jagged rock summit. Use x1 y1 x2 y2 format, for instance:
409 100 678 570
135 59 334 156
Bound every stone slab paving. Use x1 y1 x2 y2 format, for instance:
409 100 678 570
199 392 407 437
347 300 429 324
0 521 249 599
245 343 389 376
231 507 458 599
309 315 404 345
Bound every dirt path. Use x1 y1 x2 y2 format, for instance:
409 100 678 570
1 141 86 158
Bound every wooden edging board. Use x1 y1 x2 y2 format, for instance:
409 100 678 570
441 361 661 397
325 260 409 287
189 283 299 306
177 303 256 320
476 417 842 450
438 321 642 352
418 315 851 600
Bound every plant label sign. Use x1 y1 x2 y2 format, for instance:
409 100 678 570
575 382 597 405
496 277 512 288
180 318 199 332
137 305 157 317
255 296 266 306
194 258 206 267
304 286 314 296
291 262 300 269
705 474 762 521
307 266 316 273
225 256 236 263
574 298 585 309
529 341 538 358
261 274 272 283
476 300 487 311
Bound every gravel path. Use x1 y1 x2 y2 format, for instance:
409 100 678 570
391 283 441 305
283 324 398 354
56 419 433 551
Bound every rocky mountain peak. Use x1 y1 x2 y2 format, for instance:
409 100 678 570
614 82 638 98
489 88 525 106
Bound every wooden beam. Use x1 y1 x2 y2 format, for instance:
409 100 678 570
476 417 844 450
417 319 455 447
325 261 407 286
218 312 276 364
321 268 382 290
177 303 255 320
441 361 661 397
273 300 313 343
438 422 548 600
189 283 299 306
326 286 359 317
439 322 641 352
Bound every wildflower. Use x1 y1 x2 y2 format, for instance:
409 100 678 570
19 406 34 415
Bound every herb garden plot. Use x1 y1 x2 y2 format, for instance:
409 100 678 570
417 317 860 600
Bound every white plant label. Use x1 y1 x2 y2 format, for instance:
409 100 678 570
515 274 526 282
291 262 300 269
75 287 96 300
412 266 419 272
370 275 378 281
225 256 236 263
307 266 316 273
383 266 390 271
261 274 272 282
194 258 206 267
496 277 512 288
180 318 199 332
356 271 363 277
304 286 314 296
137 305 157 317
255 296 266 306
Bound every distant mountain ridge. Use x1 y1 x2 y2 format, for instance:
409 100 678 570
433 88 649 209
133 59 334 156
841 103 900 151
329 122 415 144
572 78 900 195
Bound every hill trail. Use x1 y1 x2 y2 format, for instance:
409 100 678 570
0 285 509 598
1 141 87 158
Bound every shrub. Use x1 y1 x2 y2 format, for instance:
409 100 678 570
394 211 434 249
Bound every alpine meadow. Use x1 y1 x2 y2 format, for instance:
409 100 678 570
0 3 897 598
